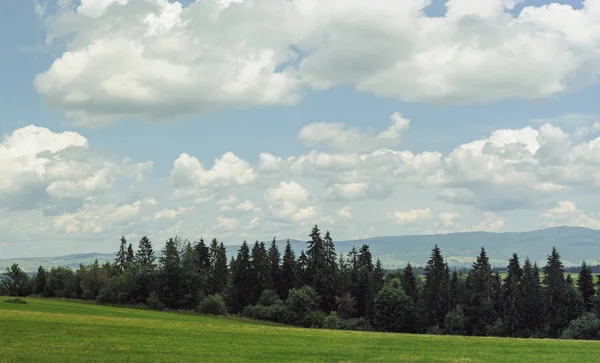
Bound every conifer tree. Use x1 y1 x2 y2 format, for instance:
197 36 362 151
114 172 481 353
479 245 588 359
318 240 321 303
466 247 495 336
521 258 542 334
401 263 418 302
268 238 283 298
297 250 308 286
211 241 229 295
193 238 211 295
420 245 449 329
157 237 184 309
356 245 375 317
230 241 252 312
134 236 156 303
33 266 47 295
250 241 272 304
114 236 128 274
542 247 569 337
578 261 595 311
126 243 135 271
306 225 328 305
280 240 297 299
180 242 201 309
502 253 524 336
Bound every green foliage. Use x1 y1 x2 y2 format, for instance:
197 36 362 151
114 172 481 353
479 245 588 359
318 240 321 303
2 263 30 297
578 261 595 311
420 245 449 329
373 281 416 333
335 292 357 319
258 289 281 307
444 305 467 335
44 266 76 298
147 291 165 311
324 311 343 329
561 313 600 340
197 294 227 316
242 301 289 324
286 285 321 326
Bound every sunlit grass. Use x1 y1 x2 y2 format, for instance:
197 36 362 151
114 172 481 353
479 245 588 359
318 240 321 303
1 297 598 363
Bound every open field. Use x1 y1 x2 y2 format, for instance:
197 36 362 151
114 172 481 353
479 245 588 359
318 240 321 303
1 298 599 363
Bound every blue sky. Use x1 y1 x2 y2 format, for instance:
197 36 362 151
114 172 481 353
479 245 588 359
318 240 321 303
2 0 600 258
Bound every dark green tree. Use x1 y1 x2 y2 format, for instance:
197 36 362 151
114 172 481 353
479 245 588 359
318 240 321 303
209 239 228 295
251 241 273 304
114 236 128 274
230 241 253 312
502 253 524 336
280 240 297 299
373 279 416 333
134 236 156 303
268 238 283 298
157 237 184 309
578 261 595 311
33 266 48 295
180 242 201 309
2 263 30 296
542 247 569 337
297 250 308 286
126 243 135 270
521 258 542 334
465 247 495 336
420 245 449 330
401 263 419 303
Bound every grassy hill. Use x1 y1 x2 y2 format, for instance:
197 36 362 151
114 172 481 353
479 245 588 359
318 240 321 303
1 298 599 363
2 226 600 272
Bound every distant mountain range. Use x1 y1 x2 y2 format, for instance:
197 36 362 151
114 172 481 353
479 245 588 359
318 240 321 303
2 226 599 272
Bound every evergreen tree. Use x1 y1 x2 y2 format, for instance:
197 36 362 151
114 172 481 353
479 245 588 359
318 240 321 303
33 266 47 295
321 230 338 312
134 236 156 303
114 236 128 274
180 242 201 309
521 258 542 334
230 241 253 312
280 240 297 299
305 225 328 304
372 258 385 296
578 261 595 311
356 245 374 318
542 247 569 337
250 241 272 304
297 250 308 286
401 263 418 302
268 238 283 298
420 245 449 330
211 241 229 295
465 247 495 336
126 243 135 271
502 253 524 336
193 238 211 295
157 237 184 309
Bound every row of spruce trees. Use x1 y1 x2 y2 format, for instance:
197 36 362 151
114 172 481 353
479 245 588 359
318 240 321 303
2 224 600 340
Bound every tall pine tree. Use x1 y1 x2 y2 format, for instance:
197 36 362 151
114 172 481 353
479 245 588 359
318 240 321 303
420 245 449 330
542 247 568 337
280 240 297 299
578 261 595 311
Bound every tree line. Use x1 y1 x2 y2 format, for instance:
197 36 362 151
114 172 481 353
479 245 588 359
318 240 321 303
2 224 600 340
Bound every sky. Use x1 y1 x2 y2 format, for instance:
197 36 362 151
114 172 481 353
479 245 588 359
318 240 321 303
3 0 600 258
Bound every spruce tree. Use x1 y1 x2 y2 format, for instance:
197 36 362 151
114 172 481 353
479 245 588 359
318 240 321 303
297 250 308 286
578 261 595 311
33 266 47 295
211 241 229 295
180 242 201 309
542 247 568 337
420 245 449 330
306 225 328 305
280 240 297 299
134 236 156 303
466 247 495 336
250 241 272 304
268 238 283 298
230 241 252 312
126 243 135 271
503 253 524 336
401 263 418 302
114 236 128 274
157 237 184 309
193 238 211 295
321 231 338 312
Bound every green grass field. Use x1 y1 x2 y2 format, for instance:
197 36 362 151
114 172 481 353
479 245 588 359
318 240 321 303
1 298 599 363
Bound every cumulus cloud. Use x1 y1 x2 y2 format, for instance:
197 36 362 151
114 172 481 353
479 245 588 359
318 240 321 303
264 181 317 223
540 201 600 229
171 152 256 192
298 112 410 152
0 125 152 210
389 208 433 225
35 0 600 126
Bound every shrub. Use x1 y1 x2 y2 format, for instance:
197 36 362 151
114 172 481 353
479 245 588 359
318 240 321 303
323 312 342 329
242 302 289 324
258 290 281 307
300 311 326 328
426 326 443 335
561 313 600 340
147 292 165 311
198 294 227 316
444 305 467 336
4 298 27 304
286 286 321 325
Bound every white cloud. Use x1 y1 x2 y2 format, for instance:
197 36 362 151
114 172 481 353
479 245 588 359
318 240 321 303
36 0 600 126
335 206 353 220
298 112 410 152
0 125 152 210
171 152 256 191
264 181 317 223
540 201 600 229
389 208 433 225
53 199 145 235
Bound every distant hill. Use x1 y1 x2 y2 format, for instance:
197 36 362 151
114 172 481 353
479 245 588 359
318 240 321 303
2 226 599 272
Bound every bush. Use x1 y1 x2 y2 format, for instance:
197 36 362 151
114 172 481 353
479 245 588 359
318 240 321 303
242 302 289 324
561 313 600 340
198 294 227 316
286 286 321 325
147 292 165 311
258 290 281 307
426 326 443 335
300 311 326 328
4 298 27 304
444 305 467 336
324 312 342 329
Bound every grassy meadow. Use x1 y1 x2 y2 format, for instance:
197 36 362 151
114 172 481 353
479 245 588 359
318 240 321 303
1 297 599 363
